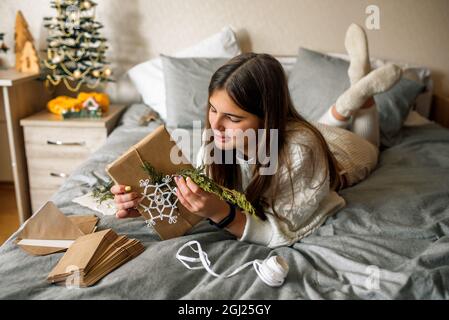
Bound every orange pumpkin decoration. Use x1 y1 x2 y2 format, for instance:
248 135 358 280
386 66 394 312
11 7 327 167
47 96 81 115
47 92 110 115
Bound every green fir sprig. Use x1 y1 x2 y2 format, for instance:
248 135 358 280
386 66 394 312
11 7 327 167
177 166 256 216
141 161 164 184
91 162 257 216
91 179 114 203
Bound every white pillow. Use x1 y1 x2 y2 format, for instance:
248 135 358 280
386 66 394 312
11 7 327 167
403 110 433 127
128 26 242 120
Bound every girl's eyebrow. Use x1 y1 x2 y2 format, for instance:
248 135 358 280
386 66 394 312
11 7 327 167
209 102 245 119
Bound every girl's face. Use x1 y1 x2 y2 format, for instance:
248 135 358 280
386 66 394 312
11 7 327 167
208 89 262 153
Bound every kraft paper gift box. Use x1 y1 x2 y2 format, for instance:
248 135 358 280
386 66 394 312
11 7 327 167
106 125 204 240
16 201 99 256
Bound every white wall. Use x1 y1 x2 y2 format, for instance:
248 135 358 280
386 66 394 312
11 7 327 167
0 0 448 103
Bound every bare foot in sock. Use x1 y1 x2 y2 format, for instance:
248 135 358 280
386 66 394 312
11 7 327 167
335 64 402 118
345 23 371 85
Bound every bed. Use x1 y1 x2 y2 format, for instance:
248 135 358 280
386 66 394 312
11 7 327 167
1 21 449 299
0 100 448 299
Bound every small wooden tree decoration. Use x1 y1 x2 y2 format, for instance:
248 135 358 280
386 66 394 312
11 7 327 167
19 41 40 73
15 10 35 71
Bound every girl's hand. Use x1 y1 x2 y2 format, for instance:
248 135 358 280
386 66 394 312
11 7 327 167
110 184 142 219
174 176 230 221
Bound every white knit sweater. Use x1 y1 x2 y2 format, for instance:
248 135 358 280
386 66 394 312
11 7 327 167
196 123 346 248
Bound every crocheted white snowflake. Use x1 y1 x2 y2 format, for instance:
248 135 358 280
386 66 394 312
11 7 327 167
139 175 179 227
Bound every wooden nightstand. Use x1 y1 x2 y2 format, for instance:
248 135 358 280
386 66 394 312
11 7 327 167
1 68 51 224
20 104 126 212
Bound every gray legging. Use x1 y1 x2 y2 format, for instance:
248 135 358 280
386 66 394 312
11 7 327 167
318 104 380 148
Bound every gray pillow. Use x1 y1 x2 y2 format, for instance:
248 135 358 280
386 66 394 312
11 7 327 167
161 55 229 128
118 103 163 127
288 48 351 121
288 47 425 145
375 78 426 146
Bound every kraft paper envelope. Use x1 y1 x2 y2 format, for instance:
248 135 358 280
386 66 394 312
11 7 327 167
106 124 204 240
47 229 117 283
82 238 143 286
47 228 144 287
67 215 99 234
16 201 99 256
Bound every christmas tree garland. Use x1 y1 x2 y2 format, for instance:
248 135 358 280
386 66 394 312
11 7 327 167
92 162 256 216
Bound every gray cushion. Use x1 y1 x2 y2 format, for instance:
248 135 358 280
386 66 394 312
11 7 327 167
161 55 229 128
288 48 351 121
375 78 426 146
288 47 425 146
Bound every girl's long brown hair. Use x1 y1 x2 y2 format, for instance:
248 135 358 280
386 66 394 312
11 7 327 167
205 53 341 220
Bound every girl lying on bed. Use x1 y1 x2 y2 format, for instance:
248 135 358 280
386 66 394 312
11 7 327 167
111 24 402 248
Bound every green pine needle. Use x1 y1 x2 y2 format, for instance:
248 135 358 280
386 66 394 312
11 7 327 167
177 166 256 216
91 162 257 218
141 161 164 183
91 179 114 203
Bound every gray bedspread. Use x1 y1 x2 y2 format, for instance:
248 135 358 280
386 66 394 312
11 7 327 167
1 104 448 300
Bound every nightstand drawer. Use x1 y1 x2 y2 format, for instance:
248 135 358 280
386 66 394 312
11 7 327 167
21 104 126 216
23 126 107 157
27 158 85 189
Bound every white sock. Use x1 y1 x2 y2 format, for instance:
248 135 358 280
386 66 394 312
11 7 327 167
318 108 351 129
351 105 380 147
345 23 371 85
335 64 402 118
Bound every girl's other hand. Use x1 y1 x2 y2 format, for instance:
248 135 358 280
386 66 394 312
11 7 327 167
174 176 229 221
110 184 142 219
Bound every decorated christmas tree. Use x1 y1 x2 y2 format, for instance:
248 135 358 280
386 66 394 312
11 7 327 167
42 0 112 92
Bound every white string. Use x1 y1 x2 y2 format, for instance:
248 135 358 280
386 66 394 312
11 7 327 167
176 240 289 287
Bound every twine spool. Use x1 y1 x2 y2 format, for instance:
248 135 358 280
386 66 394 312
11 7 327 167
176 240 289 288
